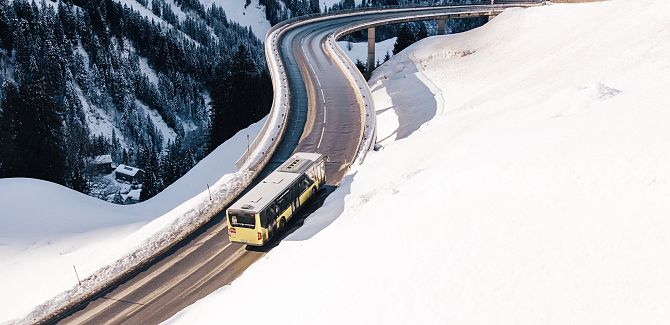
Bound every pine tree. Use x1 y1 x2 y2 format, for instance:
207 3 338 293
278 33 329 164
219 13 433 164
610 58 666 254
12 77 67 184
209 44 264 152
393 24 417 55
69 159 91 193
355 59 367 75
417 22 428 40
0 82 20 176
0 3 13 51
139 145 160 201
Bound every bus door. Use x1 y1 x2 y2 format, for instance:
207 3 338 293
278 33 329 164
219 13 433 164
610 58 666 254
292 180 301 212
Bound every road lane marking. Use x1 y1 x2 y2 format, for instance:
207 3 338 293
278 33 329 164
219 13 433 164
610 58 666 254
323 105 327 123
123 245 246 319
68 222 231 324
169 248 253 305
301 34 322 87
317 127 325 148
320 88 326 104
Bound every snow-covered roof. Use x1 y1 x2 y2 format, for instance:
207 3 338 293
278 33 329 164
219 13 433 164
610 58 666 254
114 164 143 177
229 153 324 214
91 154 113 165
122 189 142 202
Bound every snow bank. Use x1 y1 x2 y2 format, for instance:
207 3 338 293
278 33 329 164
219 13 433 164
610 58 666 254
166 1 670 324
0 117 265 323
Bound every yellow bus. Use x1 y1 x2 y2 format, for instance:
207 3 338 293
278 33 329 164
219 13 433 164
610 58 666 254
227 152 326 246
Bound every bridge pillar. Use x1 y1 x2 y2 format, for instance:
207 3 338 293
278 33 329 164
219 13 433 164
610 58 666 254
437 19 446 35
367 27 375 73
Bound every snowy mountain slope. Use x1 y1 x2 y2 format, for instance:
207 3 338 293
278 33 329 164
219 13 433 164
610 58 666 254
115 0 271 40
200 0 272 39
0 117 265 323
166 0 670 324
0 0 270 204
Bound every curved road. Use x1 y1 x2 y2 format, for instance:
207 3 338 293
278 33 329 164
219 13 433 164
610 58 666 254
53 3 540 324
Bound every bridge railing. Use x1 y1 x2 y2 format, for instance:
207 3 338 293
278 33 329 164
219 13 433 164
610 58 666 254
237 0 545 168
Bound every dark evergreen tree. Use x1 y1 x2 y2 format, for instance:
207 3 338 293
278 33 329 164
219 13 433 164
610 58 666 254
355 59 367 75
209 44 270 152
417 22 428 40
393 24 417 55
11 78 66 184
0 82 20 176
0 3 13 50
139 145 160 201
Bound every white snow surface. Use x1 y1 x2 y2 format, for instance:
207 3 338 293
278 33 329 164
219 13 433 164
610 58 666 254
337 37 396 66
167 1 670 324
139 56 160 86
199 0 271 40
0 117 266 323
135 99 178 147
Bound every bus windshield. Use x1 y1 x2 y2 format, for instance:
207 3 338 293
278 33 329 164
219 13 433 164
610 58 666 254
229 211 256 228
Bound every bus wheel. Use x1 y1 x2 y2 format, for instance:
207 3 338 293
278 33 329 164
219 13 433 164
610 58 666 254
279 218 286 231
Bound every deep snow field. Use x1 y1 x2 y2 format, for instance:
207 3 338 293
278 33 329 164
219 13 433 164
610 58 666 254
167 0 670 324
0 117 265 323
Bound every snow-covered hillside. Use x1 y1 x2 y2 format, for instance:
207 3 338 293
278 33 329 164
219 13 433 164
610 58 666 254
115 0 271 39
0 117 265 323
167 0 670 324
0 0 270 205
200 0 271 39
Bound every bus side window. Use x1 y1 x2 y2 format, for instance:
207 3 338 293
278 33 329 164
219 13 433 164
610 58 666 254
278 191 290 212
260 210 268 228
303 175 313 189
270 204 278 219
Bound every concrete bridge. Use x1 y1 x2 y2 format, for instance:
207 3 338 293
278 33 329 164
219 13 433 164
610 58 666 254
341 1 547 72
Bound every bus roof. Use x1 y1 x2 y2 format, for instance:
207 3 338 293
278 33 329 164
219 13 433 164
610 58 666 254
228 152 324 214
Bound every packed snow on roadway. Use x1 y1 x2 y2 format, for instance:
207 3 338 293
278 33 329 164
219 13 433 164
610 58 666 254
0 117 265 323
167 0 670 324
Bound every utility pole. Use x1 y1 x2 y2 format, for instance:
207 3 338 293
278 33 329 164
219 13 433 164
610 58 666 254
73 265 81 285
